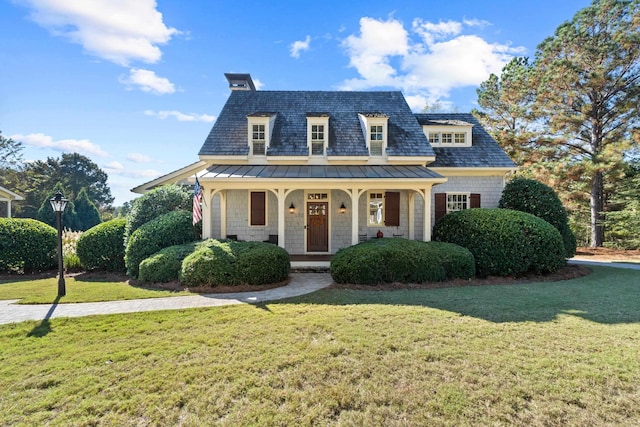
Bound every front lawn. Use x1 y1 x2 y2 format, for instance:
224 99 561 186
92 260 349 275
0 275 190 304
1 266 639 425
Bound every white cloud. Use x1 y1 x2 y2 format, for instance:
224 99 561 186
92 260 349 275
22 0 179 66
290 35 311 58
341 16 525 108
144 110 215 122
12 132 109 157
127 153 153 163
103 163 161 178
121 68 175 94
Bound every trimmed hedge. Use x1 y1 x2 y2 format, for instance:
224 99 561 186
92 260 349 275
76 218 127 272
179 239 290 287
499 177 576 258
330 238 475 285
433 208 566 277
125 210 197 278
0 218 56 273
138 242 199 283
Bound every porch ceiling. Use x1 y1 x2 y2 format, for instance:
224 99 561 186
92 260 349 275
200 164 444 180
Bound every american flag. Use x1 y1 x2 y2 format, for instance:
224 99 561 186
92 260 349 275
193 176 203 225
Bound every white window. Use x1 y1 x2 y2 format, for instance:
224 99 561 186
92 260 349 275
454 132 466 144
311 124 325 155
358 114 388 157
252 124 265 155
428 133 440 144
446 193 469 213
368 192 384 225
370 125 384 156
423 124 472 147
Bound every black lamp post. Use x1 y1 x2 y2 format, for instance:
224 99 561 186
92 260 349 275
50 191 68 297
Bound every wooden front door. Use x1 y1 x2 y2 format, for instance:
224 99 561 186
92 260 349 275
307 202 328 252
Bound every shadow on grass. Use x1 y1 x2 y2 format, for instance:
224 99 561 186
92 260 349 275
27 296 61 337
275 266 640 325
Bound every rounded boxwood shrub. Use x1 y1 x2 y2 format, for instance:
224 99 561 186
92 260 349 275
499 177 576 258
330 238 475 285
0 218 56 273
76 218 127 272
125 210 197 278
179 239 290 287
433 208 566 277
138 241 199 283
124 184 192 246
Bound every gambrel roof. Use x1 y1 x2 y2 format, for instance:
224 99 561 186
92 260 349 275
199 91 436 158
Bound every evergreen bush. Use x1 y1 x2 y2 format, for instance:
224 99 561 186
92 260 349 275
124 184 192 245
330 238 475 285
138 242 199 283
499 177 576 257
433 208 566 277
125 211 197 278
179 239 290 287
0 218 56 273
76 218 127 272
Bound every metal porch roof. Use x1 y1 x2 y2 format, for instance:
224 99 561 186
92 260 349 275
200 165 444 180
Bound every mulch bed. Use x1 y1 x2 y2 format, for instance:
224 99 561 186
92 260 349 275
328 263 592 291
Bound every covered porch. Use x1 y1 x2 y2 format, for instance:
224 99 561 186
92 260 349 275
199 164 447 257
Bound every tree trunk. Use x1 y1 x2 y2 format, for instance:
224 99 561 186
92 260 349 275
590 171 605 247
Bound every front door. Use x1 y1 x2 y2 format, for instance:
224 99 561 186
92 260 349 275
307 202 328 252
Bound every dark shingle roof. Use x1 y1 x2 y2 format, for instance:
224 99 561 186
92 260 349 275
199 91 435 157
415 113 516 168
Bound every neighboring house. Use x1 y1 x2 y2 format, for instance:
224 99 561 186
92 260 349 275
133 73 515 264
0 186 24 218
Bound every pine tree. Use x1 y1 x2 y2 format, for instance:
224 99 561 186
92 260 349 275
74 188 102 231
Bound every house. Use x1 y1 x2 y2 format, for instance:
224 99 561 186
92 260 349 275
0 186 24 218
133 73 515 265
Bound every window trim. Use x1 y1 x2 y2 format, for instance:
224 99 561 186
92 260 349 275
247 115 275 157
424 125 472 147
307 116 329 157
446 192 470 214
366 191 400 227
368 191 385 226
358 114 388 157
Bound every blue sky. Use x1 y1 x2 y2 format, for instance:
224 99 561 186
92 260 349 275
0 0 591 206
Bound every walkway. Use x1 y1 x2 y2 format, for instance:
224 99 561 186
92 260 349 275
569 258 640 271
0 273 334 326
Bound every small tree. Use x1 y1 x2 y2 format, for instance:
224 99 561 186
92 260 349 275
36 183 78 231
74 188 102 231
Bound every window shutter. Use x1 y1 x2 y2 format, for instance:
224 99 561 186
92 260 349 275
435 193 447 222
384 191 400 226
470 193 481 208
250 191 266 226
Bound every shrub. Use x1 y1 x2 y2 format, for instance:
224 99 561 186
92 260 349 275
124 184 192 245
138 242 199 283
330 238 475 285
499 177 576 258
76 219 127 272
433 208 566 277
0 218 56 273
179 239 290 287
62 229 83 272
125 211 197 278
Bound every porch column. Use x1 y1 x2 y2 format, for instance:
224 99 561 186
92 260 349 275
7 200 11 218
423 187 432 241
219 191 227 239
202 188 211 239
408 192 415 240
277 188 286 249
350 189 360 246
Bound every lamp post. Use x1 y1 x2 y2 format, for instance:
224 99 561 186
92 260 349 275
50 191 68 297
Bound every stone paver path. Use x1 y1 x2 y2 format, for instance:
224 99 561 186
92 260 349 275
0 273 333 326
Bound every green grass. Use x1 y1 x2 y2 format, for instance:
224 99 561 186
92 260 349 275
0 276 190 304
1 266 640 425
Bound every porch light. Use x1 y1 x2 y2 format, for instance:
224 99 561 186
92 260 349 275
340 202 346 214
289 202 295 214
49 191 68 297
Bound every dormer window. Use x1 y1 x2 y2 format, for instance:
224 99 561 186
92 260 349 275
307 113 329 157
423 120 473 147
247 114 276 157
359 113 388 157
